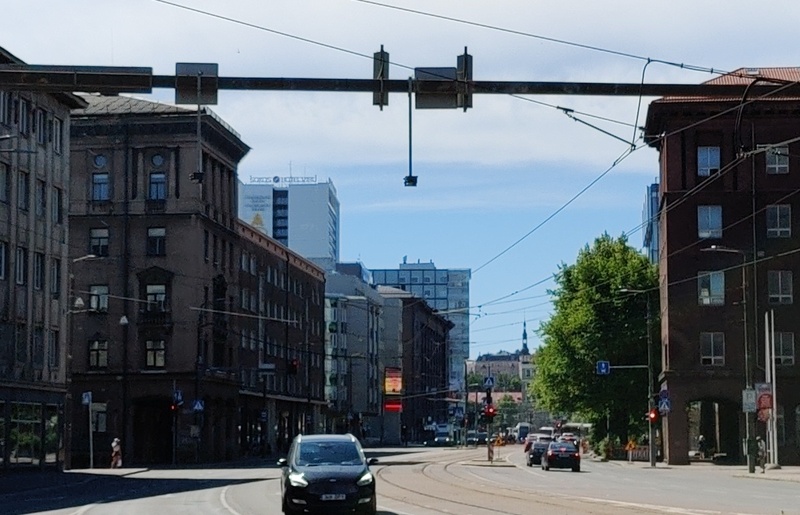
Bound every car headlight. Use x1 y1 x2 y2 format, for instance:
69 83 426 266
288 471 308 488
356 471 374 486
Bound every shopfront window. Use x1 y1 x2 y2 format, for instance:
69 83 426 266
10 402 42 465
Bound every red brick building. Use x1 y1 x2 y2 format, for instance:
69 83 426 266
646 68 800 465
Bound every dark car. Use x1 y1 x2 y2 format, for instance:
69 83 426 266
278 433 378 514
541 441 580 472
526 440 550 466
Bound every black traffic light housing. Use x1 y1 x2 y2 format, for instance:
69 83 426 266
288 358 299 375
647 408 659 423
484 404 497 421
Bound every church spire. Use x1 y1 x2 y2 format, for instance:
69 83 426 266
521 320 529 355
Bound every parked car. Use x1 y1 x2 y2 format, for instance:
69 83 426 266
526 440 550 466
541 441 581 472
278 433 378 514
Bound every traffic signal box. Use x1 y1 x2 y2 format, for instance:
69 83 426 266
484 404 497 421
288 358 299 375
647 408 659 423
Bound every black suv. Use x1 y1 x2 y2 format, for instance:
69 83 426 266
278 434 378 514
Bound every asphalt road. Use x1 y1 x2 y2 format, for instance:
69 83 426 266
7 447 800 515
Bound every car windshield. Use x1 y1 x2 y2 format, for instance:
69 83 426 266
549 442 577 452
296 441 363 466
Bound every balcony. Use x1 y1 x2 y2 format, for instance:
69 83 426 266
137 308 173 327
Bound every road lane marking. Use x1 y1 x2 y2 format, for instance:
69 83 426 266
220 485 245 515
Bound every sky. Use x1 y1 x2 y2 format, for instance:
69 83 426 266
6 0 800 359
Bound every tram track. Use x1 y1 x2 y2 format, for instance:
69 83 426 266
374 448 641 515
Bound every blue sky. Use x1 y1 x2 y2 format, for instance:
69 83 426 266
6 0 800 358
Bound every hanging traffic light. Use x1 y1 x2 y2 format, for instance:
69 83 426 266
647 408 659 423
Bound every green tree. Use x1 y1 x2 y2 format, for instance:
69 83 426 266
497 394 519 427
531 233 658 444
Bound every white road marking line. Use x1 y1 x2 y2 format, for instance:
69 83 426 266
220 485 244 515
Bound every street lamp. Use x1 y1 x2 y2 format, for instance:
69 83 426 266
701 245 756 473
619 288 657 468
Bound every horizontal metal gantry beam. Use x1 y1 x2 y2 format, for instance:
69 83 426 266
3 64 800 98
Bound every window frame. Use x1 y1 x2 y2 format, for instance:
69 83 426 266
146 284 167 312
697 205 723 239
33 252 44 290
768 270 793 305
148 172 166 200
766 204 791 238
700 332 725 366
52 117 63 154
145 339 166 368
697 146 721 176
90 228 110 257
89 285 109 312
146 227 166 256
0 161 8 203
15 246 27 285
775 332 795 366
698 270 725 306
760 144 790 175
91 173 110 201
88 339 109 369
17 171 29 210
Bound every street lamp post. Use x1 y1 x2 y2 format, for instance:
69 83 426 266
702 245 756 473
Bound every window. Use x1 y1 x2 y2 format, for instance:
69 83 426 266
700 332 725 366
149 172 166 200
15 246 27 285
50 259 61 298
51 187 62 223
90 228 109 257
35 179 46 217
92 173 109 201
52 117 63 154
766 204 791 238
35 110 46 145
241 250 248 271
18 98 29 134
250 255 257 275
0 241 6 280
33 252 44 290
0 162 8 203
697 205 722 239
89 285 109 311
775 332 795 366
761 145 789 175
203 230 209 262
768 270 793 304
88 340 108 369
697 147 719 177
0 91 11 125
146 227 166 256
698 271 724 305
146 284 166 311
17 171 29 210
146 340 166 368
48 330 59 368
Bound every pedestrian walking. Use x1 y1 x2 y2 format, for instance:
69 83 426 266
110 438 122 468
756 436 767 473
697 435 707 459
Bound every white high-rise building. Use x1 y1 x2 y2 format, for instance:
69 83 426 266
238 176 340 262
371 259 471 395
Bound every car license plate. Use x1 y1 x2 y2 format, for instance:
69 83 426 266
559 453 570 458
321 494 346 501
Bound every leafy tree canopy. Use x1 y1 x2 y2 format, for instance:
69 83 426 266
530 233 658 442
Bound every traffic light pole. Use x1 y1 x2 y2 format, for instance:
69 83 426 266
646 294 656 468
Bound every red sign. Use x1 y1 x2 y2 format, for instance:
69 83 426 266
384 398 402 413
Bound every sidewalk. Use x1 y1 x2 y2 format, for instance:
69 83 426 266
593 453 800 483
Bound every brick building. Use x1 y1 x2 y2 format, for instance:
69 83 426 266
646 68 800 465
67 94 325 466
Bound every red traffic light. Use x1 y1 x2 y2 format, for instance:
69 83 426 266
485 404 497 419
647 408 659 423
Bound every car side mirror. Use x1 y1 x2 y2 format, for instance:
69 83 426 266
277 458 288 467
368 457 379 466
